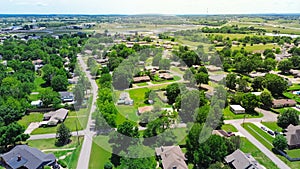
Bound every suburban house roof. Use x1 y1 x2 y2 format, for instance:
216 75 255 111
286 124 300 147
137 106 154 114
272 99 296 106
224 149 264 169
159 73 174 80
230 105 245 111
59 91 74 102
43 108 69 125
155 146 188 169
133 76 151 83
0 145 56 169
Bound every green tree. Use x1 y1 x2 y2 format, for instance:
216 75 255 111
195 72 209 85
260 89 273 109
273 135 287 150
152 55 161 66
278 59 293 74
241 93 259 112
277 109 299 129
55 123 71 146
252 76 264 91
226 73 237 90
42 64 57 85
263 74 288 96
158 59 171 70
0 123 29 150
166 83 181 104
237 79 248 92
118 145 157 169
51 75 69 91
40 88 61 108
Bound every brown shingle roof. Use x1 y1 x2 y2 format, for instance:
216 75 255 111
155 146 188 169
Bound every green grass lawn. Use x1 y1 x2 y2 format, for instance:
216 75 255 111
223 106 263 120
216 43 279 52
31 116 84 135
206 33 260 39
128 87 149 108
27 137 83 169
240 137 279 169
243 123 300 168
283 92 300 103
221 124 238 132
243 123 274 149
18 113 43 128
116 105 138 122
261 122 283 132
287 84 300 91
135 82 149 87
286 149 300 158
272 107 300 115
89 135 112 169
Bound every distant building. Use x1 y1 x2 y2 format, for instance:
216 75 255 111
117 92 133 105
133 76 151 83
209 74 226 83
249 72 266 78
41 108 69 126
59 91 74 102
0 145 58 169
272 99 296 108
30 100 43 107
159 73 174 80
225 149 264 169
205 65 222 72
155 146 188 169
285 124 300 149
137 106 154 115
212 130 235 137
230 105 245 114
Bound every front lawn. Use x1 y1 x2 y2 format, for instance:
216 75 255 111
31 117 84 135
221 124 238 132
243 123 274 149
18 113 43 128
116 105 138 122
27 137 83 169
89 135 112 169
283 92 300 103
223 106 263 120
128 87 149 108
240 137 279 169
261 122 283 132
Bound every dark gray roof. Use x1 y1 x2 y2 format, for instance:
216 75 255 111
1 145 56 169
286 125 300 146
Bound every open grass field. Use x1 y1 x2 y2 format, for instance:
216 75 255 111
128 87 149 108
205 33 262 40
89 135 112 169
221 124 238 132
261 122 283 132
116 105 138 122
272 107 300 115
240 137 279 169
18 113 43 128
223 106 263 120
287 84 300 91
230 43 279 52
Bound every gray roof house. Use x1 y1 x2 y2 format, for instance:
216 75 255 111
285 124 300 149
0 145 57 169
42 108 69 126
59 92 74 102
155 146 188 169
225 149 264 169
117 92 133 105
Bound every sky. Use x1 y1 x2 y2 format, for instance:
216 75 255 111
1 0 300 14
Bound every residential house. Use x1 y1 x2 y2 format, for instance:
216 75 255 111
212 130 235 137
0 145 58 169
209 74 225 83
225 149 264 169
41 108 69 126
117 92 133 105
59 91 74 102
230 105 245 114
272 99 296 108
159 73 174 80
155 146 188 169
137 106 154 115
205 65 222 72
285 124 300 149
133 76 151 83
30 100 43 107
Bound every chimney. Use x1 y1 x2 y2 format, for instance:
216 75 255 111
17 155 21 161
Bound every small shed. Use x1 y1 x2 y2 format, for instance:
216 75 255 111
230 105 245 114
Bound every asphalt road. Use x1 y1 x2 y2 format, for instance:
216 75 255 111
76 55 98 169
